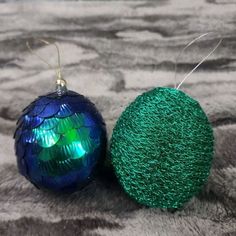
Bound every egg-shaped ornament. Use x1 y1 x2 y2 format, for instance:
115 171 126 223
14 41 106 192
14 82 106 192
110 87 214 209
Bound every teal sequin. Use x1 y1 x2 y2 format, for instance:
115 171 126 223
33 113 99 175
110 87 214 209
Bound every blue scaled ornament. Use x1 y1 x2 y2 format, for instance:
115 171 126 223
14 80 107 192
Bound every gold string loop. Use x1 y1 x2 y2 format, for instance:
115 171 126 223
26 39 67 91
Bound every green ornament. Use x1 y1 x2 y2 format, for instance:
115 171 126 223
110 87 214 209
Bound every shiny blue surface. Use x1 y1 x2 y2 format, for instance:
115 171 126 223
14 90 107 192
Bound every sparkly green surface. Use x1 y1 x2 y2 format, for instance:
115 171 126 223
110 87 214 209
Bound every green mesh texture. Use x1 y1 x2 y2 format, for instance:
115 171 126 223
110 87 214 209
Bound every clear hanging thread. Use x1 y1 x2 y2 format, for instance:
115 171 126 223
174 32 222 90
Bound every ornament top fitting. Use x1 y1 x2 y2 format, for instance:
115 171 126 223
56 74 67 96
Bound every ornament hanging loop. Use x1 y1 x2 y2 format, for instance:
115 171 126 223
174 32 222 90
26 39 67 95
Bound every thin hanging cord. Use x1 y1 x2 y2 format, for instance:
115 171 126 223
176 38 222 90
174 33 222 90
174 33 208 89
26 39 63 81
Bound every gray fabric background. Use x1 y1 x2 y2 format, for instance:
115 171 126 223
0 1 235 235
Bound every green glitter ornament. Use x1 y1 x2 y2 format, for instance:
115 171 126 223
110 87 214 209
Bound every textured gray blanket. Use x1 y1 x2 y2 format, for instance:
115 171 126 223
0 1 235 235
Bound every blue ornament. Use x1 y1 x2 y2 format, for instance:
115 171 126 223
14 89 107 192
